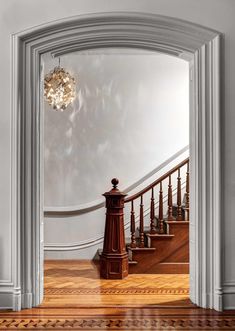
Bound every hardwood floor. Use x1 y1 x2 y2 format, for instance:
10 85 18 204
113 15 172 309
0 260 234 330
43 260 191 307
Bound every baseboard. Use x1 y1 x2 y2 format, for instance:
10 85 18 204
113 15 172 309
21 292 32 309
214 290 223 311
0 286 34 311
0 286 14 310
13 287 22 311
223 286 235 310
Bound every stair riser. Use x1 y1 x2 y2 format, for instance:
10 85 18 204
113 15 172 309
129 223 189 273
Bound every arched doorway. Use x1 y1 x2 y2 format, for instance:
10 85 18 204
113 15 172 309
11 13 222 310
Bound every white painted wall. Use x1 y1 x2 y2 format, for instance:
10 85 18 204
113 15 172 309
0 0 234 309
43 51 189 207
43 50 189 260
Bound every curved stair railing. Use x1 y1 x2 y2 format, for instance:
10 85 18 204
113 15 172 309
124 157 189 249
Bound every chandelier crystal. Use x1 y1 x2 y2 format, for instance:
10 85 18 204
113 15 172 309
44 66 76 111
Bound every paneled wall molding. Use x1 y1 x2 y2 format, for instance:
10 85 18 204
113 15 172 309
223 287 235 310
45 236 103 251
44 145 189 218
9 12 222 311
223 282 235 287
0 285 15 310
223 286 235 293
223 284 235 309
0 281 14 286
45 200 104 218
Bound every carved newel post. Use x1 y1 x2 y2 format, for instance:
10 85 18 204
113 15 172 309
100 178 129 279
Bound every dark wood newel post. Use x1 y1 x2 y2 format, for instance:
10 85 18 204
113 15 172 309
100 178 129 279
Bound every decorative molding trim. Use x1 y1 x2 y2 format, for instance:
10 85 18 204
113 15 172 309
44 236 103 251
223 286 235 294
0 285 14 310
13 287 21 311
9 12 223 311
0 281 13 285
44 218 137 251
222 283 235 309
44 145 189 217
21 293 32 310
223 292 235 310
223 281 235 287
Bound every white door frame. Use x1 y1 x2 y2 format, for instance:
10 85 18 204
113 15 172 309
10 12 223 311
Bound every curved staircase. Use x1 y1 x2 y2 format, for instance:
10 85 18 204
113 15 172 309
99 158 190 277
125 158 190 274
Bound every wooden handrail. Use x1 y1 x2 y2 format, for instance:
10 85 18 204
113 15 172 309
125 157 189 203
125 156 190 247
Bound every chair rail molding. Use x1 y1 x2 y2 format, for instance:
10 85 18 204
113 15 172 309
44 145 189 217
44 182 185 252
7 12 223 311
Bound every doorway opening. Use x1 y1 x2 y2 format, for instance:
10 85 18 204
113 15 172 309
42 48 190 308
11 13 222 311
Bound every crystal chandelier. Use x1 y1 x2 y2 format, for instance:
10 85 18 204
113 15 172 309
44 64 76 111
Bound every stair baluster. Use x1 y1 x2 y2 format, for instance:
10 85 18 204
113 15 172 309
176 168 183 221
123 157 189 249
167 175 174 221
150 188 156 233
139 195 145 248
130 201 136 248
104 157 190 274
158 182 164 234
185 161 190 221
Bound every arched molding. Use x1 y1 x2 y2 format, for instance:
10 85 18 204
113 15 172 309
8 12 222 311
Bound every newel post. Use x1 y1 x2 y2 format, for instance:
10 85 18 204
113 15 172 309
100 178 129 279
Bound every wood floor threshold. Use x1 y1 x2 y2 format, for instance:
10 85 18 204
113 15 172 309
1 316 235 330
1 308 235 330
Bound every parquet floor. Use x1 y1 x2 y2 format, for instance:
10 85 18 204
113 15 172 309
43 260 191 307
0 260 235 330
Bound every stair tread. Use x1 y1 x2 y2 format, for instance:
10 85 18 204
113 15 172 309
155 216 189 222
158 262 189 265
127 247 156 252
128 260 138 265
146 233 174 239
166 220 189 225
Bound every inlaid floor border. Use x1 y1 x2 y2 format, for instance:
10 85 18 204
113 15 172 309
44 287 189 295
0 317 235 330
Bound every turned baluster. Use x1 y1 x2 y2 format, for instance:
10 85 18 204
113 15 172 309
150 187 156 233
130 201 136 248
176 168 183 221
139 195 145 248
185 161 190 221
167 175 174 221
158 182 164 234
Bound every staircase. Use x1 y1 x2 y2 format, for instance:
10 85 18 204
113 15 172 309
125 158 190 274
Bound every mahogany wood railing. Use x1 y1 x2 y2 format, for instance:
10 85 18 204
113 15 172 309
124 158 189 248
